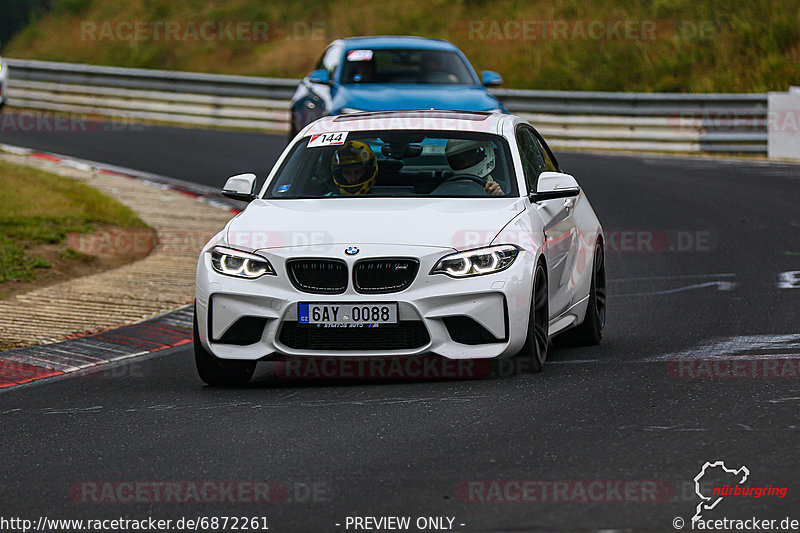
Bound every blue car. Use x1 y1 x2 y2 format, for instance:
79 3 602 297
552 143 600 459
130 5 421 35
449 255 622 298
288 36 506 138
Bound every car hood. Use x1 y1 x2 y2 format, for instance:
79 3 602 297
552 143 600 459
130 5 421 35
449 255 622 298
226 197 526 251
331 84 503 113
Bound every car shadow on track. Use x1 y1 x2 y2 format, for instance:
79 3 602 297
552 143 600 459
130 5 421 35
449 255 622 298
234 348 579 389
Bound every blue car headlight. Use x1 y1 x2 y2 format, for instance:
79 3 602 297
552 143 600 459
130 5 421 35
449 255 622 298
431 245 519 278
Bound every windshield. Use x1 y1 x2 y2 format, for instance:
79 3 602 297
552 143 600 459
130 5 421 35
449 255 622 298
340 49 475 85
264 131 518 199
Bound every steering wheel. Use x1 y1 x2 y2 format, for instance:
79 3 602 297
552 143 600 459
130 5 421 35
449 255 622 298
442 173 487 188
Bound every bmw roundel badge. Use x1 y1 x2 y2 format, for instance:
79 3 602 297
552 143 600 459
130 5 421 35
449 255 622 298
345 247 359 256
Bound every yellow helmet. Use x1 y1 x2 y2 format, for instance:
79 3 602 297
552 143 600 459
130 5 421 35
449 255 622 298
331 140 377 195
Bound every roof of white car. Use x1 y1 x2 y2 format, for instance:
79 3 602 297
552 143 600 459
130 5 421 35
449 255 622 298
302 110 509 136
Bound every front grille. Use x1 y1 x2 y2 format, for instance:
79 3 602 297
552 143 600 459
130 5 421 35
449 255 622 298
287 259 348 294
354 258 419 294
279 321 430 351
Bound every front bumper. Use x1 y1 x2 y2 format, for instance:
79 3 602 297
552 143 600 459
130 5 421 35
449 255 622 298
195 243 536 360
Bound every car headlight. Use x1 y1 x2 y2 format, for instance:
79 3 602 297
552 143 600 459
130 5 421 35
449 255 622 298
431 245 520 278
486 108 504 113
338 107 366 114
210 247 275 279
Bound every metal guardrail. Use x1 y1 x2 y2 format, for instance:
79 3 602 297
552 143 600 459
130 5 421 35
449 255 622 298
5 59 295 131
4 58 769 153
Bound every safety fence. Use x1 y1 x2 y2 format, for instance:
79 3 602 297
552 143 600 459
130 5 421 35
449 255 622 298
4 58 769 153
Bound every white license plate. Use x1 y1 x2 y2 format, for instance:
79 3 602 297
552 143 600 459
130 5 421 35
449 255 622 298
298 303 397 325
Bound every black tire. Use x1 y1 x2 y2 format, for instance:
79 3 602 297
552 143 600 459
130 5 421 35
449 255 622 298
557 242 606 346
515 262 549 373
194 308 256 386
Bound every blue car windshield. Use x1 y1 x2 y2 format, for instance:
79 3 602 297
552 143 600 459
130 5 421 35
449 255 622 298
340 49 474 85
264 131 518 199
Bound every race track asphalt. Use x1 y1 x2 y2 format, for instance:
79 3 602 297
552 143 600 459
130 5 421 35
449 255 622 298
1 119 799 531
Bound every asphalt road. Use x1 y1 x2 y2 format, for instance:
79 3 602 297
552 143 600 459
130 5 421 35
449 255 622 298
2 120 800 532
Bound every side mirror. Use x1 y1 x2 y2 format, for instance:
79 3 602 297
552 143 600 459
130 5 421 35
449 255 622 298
529 172 580 202
222 173 257 202
308 69 330 84
481 70 503 86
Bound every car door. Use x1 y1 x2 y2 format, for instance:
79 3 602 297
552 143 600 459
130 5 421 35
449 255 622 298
517 125 578 318
535 129 596 311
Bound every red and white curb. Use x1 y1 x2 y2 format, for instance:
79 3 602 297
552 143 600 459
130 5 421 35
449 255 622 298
0 306 194 389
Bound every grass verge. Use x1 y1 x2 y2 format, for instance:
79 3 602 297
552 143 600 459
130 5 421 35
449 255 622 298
0 158 148 290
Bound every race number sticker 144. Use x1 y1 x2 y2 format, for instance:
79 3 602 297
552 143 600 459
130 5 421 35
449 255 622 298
308 132 348 148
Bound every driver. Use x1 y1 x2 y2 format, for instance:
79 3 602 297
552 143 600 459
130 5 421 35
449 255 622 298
330 140 378 195
445 140 504 195
420 52 458 83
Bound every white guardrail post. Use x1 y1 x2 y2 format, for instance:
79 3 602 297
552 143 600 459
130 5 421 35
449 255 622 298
767 91 800 160
4 58 770 154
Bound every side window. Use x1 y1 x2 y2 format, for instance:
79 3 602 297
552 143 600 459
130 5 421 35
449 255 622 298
515 127 546 192
530 129 558 172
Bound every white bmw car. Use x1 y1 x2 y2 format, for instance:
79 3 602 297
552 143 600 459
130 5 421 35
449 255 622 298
194 110 605 385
